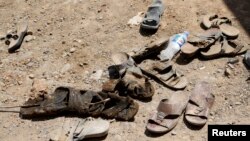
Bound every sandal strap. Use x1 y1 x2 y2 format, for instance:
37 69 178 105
157 99 183 118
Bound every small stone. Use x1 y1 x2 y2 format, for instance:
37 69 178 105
171 131 177 135
235 102 241 105
227 64 235 69
25 35 35 42
62 41 66 44
17 81 23 85
228 58 239 64
224 68 232 76
61 64 71 73
69 48 76 53
199 66 206 70
29 74 35 79
210 112 214 116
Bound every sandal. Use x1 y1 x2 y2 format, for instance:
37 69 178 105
20 87 109 118
141 0 165 30
122 67 155 99
8 20 28 53
73 117 109 140
202 14 239 38
129 36 169 62
102 92 139 121
146 92 189 133
139 59 188 90
185 81 215 126
200 37 247 59
181 28 221 57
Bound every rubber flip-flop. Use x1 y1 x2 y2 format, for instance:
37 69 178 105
202 14 219 29
146 92 189 133
201 38 246 59
181 28 221 57
185 81 215 126
73 117 110 140
141 0 165 30
8 20 28 53
219 24 240 38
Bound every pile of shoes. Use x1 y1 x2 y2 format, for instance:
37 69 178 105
181 14 248 58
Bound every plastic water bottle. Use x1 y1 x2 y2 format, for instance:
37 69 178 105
158 31 189 61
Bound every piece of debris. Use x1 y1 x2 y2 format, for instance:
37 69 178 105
244 50 250 68
127 12 144 27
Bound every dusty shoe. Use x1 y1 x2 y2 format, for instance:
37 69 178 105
20 87 109 118
102 92 139 121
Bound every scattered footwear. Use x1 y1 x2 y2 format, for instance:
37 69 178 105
139 59 188 90
141 0 165 30
146 92 189 133
185 81 215 126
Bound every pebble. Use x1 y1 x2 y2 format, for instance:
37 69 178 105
171 131 177 135
228 58 239 64
235 102 241 105
224 68 232 76
69 47 76 53
61 64 71 73
29 74 35 79
25 35 35 42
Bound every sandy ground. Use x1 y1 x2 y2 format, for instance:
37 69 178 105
0 0 249 141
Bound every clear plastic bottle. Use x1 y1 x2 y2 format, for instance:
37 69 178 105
158 31 189 61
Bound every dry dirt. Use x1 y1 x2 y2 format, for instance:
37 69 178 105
0 0 249 141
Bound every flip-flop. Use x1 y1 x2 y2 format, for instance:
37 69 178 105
8 20 28 53
219 24 240 38
139 59 188 90
202 14 231 29
141 0 165 30
202 14 239 38
185 81 215 126
73 117 109 140
181 28 221 57
200 37 246 59
146 92 189 133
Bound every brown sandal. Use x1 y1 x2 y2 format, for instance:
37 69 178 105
185 81 215 126
139 59 188 90
146 92 189 133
